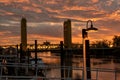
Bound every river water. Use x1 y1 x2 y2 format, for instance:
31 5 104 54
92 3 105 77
32 52 120 80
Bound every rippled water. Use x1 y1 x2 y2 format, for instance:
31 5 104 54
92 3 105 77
32 52 120 80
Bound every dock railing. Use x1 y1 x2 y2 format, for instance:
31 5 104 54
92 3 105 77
0 62 120 80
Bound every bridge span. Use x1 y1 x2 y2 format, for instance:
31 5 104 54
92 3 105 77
0 44 116 56
0 44 82 50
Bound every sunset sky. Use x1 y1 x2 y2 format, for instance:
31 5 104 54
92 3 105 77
0 0 120 45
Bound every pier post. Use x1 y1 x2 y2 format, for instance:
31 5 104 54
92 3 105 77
27 48 30 64
16 45 19 76
16 45 19 63
85 40 91 80
16 45 19 56
60 41 65 80
20 43 23 63
35 40 38 75
19 43 26 75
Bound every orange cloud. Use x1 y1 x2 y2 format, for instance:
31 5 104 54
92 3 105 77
91 0 99 3
0 0 29 3
45 7 61 13
0 35 20 45
0 0 120 45
0 31 9 36
6 11 14 15
27 34 63 44
108 10 120 20
0 0 8 3
45 0 58 4
0 9 14 16
63 6 97 11
22 6 42 13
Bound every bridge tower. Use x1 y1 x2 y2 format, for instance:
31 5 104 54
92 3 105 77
21 17 27 54
63 19 72 79
64 19 72 48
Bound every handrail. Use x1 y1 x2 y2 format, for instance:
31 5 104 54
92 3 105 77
0 62 119 80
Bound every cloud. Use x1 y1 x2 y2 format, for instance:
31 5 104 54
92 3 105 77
97 0 120 13
0 0 29 3
28 22 63 38
91 0 99 3
0 0 120 44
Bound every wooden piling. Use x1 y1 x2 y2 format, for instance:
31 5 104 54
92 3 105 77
60 41 64 80
35 40 38 75
85 40 91 79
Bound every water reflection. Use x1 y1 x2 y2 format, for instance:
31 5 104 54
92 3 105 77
31 52 120 80
31 52 60 64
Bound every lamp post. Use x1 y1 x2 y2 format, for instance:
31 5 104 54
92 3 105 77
82 20 98 80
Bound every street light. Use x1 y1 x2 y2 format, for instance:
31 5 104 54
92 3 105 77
82 20 98 80
86 20 98 32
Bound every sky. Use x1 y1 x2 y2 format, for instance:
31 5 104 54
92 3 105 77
0 0 120 45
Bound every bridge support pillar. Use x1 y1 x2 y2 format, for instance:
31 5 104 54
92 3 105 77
63 19 72 79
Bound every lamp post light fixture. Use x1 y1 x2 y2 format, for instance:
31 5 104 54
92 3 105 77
86 20 98 32
82 20 98 80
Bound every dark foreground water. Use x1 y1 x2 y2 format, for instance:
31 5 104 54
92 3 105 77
32 52 120 80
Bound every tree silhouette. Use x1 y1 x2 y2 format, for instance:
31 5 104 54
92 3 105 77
113 35 120 47
91 40 111 48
